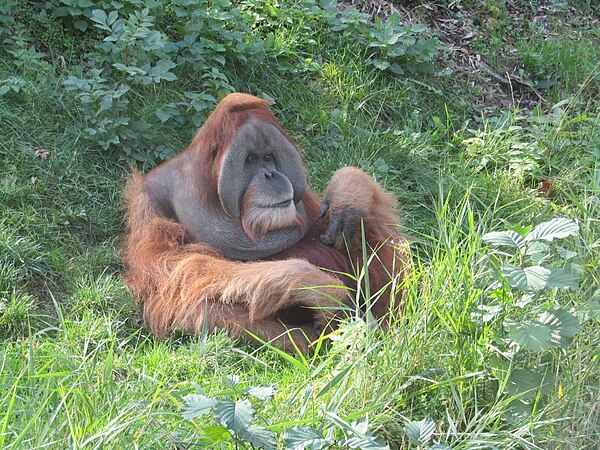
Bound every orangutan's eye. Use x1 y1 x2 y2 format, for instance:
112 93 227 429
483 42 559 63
245 153 257 163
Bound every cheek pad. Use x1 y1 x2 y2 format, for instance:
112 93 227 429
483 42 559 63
218 120 307 217
217 125 256 218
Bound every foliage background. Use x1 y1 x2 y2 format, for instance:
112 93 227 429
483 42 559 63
0 0 598 448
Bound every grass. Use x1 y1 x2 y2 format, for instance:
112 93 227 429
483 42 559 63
1 1 599 449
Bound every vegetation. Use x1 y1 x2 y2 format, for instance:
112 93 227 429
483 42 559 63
1 0 598 448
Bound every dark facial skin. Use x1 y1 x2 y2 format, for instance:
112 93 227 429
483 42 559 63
218 118 306 218
145 119 309 261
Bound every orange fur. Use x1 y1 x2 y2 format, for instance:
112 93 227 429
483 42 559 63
122 94 410 352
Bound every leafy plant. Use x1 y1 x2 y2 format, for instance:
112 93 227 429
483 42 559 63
1 0 440 165
30 0 146 33
182 375 278 449
404 417 450 449
330 10 439 75
284 413 388 450
181 374 389 449
478 218 592 419
59 1 259 165
0 76 26 96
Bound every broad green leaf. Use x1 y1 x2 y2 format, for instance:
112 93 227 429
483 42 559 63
319 0 337 10
556 246 578 260
539 309 579 348
371 59 391 71
576 291 600 321
339 418 388 450
325 412 388 449
107 10 119 26
525 241 549 256
149 59 177 82
501 264 550 291
90 9 112 31
181 394 217 420
155 105 178 123
506 369 555 399
246 385 275 401
404 417 436 445
470 304 502 323
504 400 533 425
199 425 231 445
91 9 107 24
239 425 277 450
284 426 328 450
505 319 552 352
74 19 88 32
349 419 369 435
482 230 525 248
223 374 240 388
214 398 253 435
0 77 26 95
516 293 536 308
341 435 389 450
389 63 405 75
524 218 578 243
505 224 534 235
545 267 579 289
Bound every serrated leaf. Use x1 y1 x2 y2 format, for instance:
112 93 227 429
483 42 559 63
556 246 578 260
90 9 112 31
470 304 502 323
504 400 533 426
223 374 240 388
506 369 555 399
505 319 552 352
404 418 436 445
576 291 600 321
107 10 118 24
524 218 578 243
246 385 275 401
90 9 107 24
483 230 525 248
371 59 390 70
199 425 231 445
284 426 328 450
155 106 177 123
319 0 337 10
239 425 277 450
214 398 253 435
341 419 388 450
325 412 389 449
389 63 405 75
525 241 549 256
74 19 88 32
341 435 389 450
181 394 217 420
545 267 579 289
501 264 550 291
539 309 579 348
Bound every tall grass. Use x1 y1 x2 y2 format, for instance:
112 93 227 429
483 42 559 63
1 1 599 448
